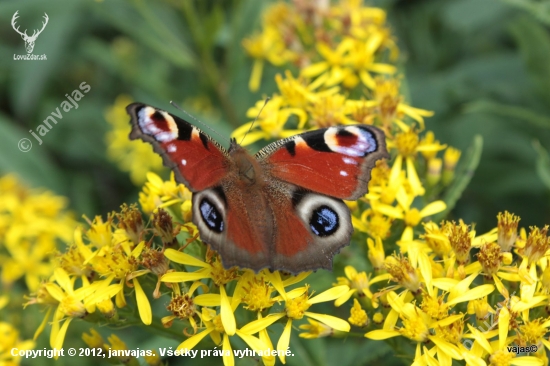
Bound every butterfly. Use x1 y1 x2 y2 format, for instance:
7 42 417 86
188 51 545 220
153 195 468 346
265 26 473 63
127 103 389 274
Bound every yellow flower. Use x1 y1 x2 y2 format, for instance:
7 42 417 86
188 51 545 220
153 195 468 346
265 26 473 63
161 249 239 334
139 172 192 217
477 242 504 276
421 221 452 258
162 281 210 333
497 211 520 252
366 291 465 363
465 306 544 366
238 271 277 312
467 296 495 321
255 271 351 364
299 318 338 338
0 174 75 291
40 268 117 351
442 146 462 185
105 95 163 185
242 26 296 92
367 236 386 270
372 185 446 241
0 322 35 365
519 226 550 265
347 78 434 129
301 38 356 87
348 299 369 327
177 306 272 366
307 93 357 128
82 328 104 349
385 254 422 294
431 272 495 309
352 209 394 239
386 127 444 196
346 39 396 89
105 334 134 364
334 265 391 306
426 157 443 186
231 95 307 146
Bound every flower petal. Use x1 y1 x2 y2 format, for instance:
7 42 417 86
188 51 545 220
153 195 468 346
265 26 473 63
308 285 350 304
499 306 510 350
446 284 494 306
161 268 211 282
510 357 545 365
428 336 462 360
222 334 234 366
419 201 446 218
365 329 400 340
53 268 73 294
133 278 152 325
276 319 293 364
406 157 425 196
53 318 72 352
236 330 269 353
164 249 210 268
220 285 236 336
240 313 285 335
334 289 356 307
304 312 350 332
194 294 221 307
177 328 214 351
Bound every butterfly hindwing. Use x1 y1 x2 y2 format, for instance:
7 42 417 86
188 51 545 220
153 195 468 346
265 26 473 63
127 103 230 192
257 125 389 200
191 185 271 270
269 189 353 272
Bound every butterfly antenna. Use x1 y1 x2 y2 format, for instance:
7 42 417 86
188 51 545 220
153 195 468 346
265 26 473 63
170 101 225 142
239 97 270 145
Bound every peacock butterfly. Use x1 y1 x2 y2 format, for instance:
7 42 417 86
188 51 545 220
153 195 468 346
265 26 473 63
127 103 389 274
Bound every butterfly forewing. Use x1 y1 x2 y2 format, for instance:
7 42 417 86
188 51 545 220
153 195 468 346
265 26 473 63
257 125 390 200
127 103 230 192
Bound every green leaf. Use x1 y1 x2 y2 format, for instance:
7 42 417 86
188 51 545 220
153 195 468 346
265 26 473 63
464 100 550 129
533 140 550 190
98 1 195 69
434 135 483 221
0 113 64 191
500 0 550 26
509 15 550 104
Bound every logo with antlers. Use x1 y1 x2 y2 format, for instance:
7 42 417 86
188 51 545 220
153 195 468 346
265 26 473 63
11 11 49 54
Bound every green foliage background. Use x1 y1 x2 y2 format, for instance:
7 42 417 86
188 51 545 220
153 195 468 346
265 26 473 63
1 0 549 365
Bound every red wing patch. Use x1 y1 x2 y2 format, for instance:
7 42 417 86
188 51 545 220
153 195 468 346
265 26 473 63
127 103 229 191
266 142 362 199
272 201 311 257
259 125 389 200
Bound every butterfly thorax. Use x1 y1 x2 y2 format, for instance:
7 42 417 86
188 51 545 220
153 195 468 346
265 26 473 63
229 143 261 186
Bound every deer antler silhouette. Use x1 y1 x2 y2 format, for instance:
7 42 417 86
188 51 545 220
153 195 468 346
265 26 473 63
11 11 49 54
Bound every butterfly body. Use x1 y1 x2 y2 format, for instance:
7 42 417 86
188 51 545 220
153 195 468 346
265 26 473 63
127 103 389 274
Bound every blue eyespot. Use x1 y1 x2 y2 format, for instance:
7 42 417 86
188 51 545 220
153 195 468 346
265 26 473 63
310 206 339 237
200 198 224 233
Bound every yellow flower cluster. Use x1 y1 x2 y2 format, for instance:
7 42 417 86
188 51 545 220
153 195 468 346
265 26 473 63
0 175 75 365
0 175 75 291
242 0 398 92
357 215 550 366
